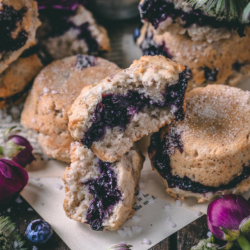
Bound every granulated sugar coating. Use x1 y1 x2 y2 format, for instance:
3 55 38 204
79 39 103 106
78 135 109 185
149 85 250 202
21 55 119 163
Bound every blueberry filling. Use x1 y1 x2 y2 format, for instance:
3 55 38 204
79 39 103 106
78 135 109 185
84 160 122 231
140 30 173 59
81 69 188 148
75 55 97 69
149 130 250 194
139 0 246 37
39 8 99 54
0 5 28 55
204 67 219 82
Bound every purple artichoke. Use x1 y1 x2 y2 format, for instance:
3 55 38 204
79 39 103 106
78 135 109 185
3 127 35 168
37 0 87 10
207 194 250 241
0 159 29 204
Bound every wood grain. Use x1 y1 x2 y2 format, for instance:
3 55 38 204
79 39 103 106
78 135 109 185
0 195 208 250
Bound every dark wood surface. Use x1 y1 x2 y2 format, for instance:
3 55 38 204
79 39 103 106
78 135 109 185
0 195 208 250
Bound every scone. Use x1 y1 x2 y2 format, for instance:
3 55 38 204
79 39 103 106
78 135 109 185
138 0 245 42
63 142 145 231
137 23 250 90
148 85 250 203
21 55 119 162
37 4 110 60
68 55 189 162
0 54 43 108
0 0 40 74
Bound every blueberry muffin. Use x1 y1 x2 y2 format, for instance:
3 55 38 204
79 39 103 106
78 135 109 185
149 85 250 203
0 0 40 73
37 4 110 60
139 0 245 42
21 55 119 162
68 55 189 162
137 23 250 90
63 142 144 231
0 53 43 108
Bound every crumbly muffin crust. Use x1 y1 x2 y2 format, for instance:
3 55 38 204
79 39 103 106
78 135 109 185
137 24 250 90
21 55 119 162
68 55 188 162
0 54 43 108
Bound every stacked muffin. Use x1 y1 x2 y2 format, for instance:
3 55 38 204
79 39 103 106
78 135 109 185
136 0 250 90
36 0 110 60
21 55 189 230
0 0 43 108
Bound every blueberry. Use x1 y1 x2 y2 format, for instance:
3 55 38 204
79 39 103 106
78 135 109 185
133 27 141 43
26 219 53 244
75 55 97 69
204 67 219 82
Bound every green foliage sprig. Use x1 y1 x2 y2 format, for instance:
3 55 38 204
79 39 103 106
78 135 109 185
188 0 250 23
0 217 27 250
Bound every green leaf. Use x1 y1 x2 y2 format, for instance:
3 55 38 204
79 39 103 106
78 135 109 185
3 141 25 159
188 0 249 21
3 127 21 143
243 2 250 22
0 216 27 250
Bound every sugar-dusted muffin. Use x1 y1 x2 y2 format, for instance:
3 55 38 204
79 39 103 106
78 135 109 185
37 4 110 60
139 0 245 42
137 23 250 90
0 54 43 108
21 55 119 162
63 142 145 231
149 85 250 203
0 0 40 74
68 55 189 162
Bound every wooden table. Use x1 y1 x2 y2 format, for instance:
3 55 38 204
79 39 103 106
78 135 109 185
0 196 209 250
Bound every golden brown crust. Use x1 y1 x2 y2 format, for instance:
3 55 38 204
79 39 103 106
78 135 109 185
137 24 250 90
0 54 43 108
149 85 250 202
21 56 119 162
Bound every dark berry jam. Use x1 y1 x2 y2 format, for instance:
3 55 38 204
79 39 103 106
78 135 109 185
39 8 99 54
139 0 245 37
140 30 173 59
81 69 188 148
149 130 250 194
204 67 218 82
75 55 97 69
0 5 28 54
84 160 122 231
